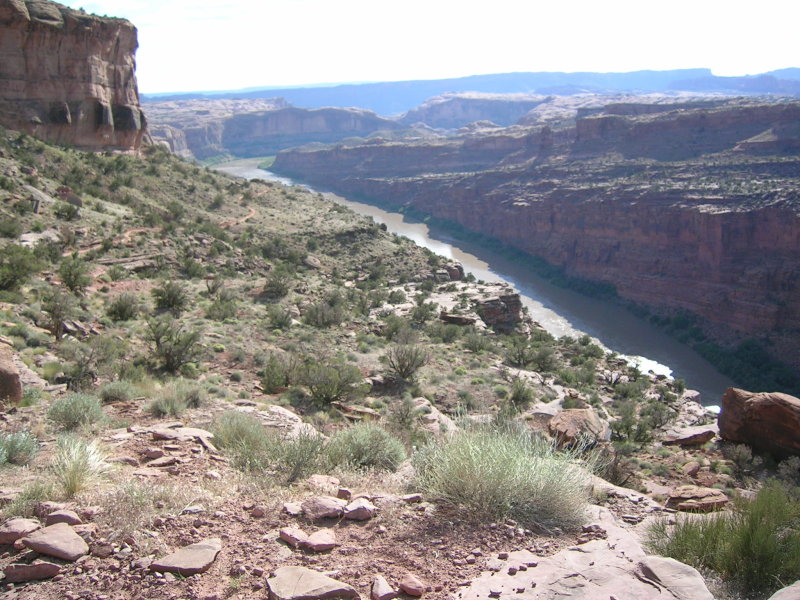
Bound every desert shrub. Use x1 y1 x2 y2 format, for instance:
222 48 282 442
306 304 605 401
48 393 103 430
0 245 40 291
51 436 109 498
302 360 365 405
107 292 140 321
0 481 55 519
261 353 298 394
463 331 492 353
41 287 78 340
148 379 205 417
210 411 323 484
99 380 137 404
508 377 535 410
152 280 189 315
97 481 193 542
385 344 429 382
410 301 437 324
146 317 202 373
107 265 126 281
647 481 800 597
387 289 407 304
58 256 91 294
325 424 406 472
205 297 237 321
303 299 345 328
0 217 23 238
262 269 293 299
505 336 535 367
0 431 39 465
266 305 293 330
414 424 594 530
427 322 462 344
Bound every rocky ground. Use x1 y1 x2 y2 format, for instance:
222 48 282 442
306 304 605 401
0 126 796 600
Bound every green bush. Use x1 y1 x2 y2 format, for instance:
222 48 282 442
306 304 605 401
266 305 293 330
302 360 365 405
0 245 41 291
58 256 91 294
647 481 800 597
146 317 202 373
261 353 297 394
152 280 189 315
325 424 406 471
385 344 429 382
148 379 205 417
0 431 39 465
210 411 323 484
51 436 108 498
99 381 137 404
48 393 104 430
414 424 594 530
107 293 140 321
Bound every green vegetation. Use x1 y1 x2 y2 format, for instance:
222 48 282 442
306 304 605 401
325 423 406 471
51 436 109 498
48 393 104 430
647 482 800 598
414 424 596 531
0 431 39 466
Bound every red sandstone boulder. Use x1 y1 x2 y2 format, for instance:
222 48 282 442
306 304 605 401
549 408 610 447
718 388 800 457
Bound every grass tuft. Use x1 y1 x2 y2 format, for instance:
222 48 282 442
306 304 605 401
325 423 406 472
51 436 109 498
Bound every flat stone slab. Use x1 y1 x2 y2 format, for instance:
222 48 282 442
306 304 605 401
639 556 714 600
667 485 729 512
2 561 61 582
301 496 346 520
344 497 377 520
45 509 82 526
149 538 222 576
21 522 89 561
267 566 359 600
0 518 41 544
302 528 337 552
662 426 717 447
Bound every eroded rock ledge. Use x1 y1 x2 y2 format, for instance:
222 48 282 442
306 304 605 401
0 0 147 151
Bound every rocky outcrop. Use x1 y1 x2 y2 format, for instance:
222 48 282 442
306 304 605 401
0 343 22 406
0 0 146 151
718 387 800 457
399 93 547 129
474 293 524 332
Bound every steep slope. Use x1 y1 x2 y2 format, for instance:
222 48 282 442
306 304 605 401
273 99 800 379
0 0 147 151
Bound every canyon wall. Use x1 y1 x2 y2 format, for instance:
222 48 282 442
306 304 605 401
0 0 146 151
273 100 800 359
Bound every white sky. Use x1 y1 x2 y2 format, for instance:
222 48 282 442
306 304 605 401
63 0 800 94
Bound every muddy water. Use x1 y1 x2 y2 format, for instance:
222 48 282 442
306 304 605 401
216 158 735 406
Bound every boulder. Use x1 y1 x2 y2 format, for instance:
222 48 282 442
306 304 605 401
301 496 346 520
21 522 89 561
279 526 308 549
149 538 222 576
769 581 800 600
44 510 83 526
454 506 715 600
718 388 800 457
344 498 377 521
638 556 715 600
0 518 41 544
666 485 729 512
267 566 359 600
0 344 22 406
2 561 61 582
662 425 716 447
475 293 523 332
549 408 610 447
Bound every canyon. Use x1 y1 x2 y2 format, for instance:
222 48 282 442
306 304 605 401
272 98 800 380
0 0 147 151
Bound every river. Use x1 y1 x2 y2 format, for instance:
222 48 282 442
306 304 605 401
215 158 735 406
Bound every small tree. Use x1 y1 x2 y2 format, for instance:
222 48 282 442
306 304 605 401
146 317 202 373
42 287 77 340
385 344 429 382
0 245 40 291
59 256 91 294
302 360 364 405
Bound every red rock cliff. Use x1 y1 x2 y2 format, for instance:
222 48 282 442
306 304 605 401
0 0 146 151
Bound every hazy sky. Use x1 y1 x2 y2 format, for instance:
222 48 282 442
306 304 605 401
63 0 799 94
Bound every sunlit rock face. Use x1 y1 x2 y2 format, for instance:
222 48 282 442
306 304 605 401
0 0 147 151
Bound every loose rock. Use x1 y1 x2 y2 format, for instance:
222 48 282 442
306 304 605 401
21 522 89 561
2 561 61 582
344 498 377 521
267 566 359 600
149 538 222 576
372 574 398 600
301 496 346 520
399 573 426 597
0 518 41 544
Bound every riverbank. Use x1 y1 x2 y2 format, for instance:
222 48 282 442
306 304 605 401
215 158 736 405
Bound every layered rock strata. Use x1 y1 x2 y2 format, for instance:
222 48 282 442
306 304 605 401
0 0 146 151
273 100 800 365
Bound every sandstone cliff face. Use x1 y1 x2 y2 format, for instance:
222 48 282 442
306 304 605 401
398 93 546 129
0 0 146 151
273 100 800 361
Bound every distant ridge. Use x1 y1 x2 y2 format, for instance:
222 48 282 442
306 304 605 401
141 69 800 116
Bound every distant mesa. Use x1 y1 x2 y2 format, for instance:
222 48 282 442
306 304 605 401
0 0 147 151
